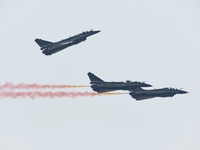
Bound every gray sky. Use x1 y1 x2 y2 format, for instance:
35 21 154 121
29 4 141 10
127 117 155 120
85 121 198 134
0 0 200 150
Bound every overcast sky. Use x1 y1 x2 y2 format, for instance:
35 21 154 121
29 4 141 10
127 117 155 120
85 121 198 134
0 0 200 150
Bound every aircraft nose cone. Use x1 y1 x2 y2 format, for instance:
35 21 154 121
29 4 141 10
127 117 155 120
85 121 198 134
87 30 101 36
182 91 188 94
178 90 188 94
93 30 101 34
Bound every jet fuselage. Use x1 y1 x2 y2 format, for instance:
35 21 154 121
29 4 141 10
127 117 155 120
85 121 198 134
129 88 188 100
35 30 100 55
88 72 152 93
91 81 152 93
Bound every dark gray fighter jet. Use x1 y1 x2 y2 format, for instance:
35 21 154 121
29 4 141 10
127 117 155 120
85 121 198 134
35 30 100 55
129 87 188 100
88 72 152 93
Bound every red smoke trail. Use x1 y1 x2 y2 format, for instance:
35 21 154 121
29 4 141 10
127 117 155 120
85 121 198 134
0 91 126 99
0 83 89 90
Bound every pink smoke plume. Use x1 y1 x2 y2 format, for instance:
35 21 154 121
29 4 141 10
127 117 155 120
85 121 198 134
0 91 126 99
0 83 89 90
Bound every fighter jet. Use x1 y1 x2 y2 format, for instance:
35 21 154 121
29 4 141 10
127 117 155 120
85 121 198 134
129 87 188 100
88 72 152 93
35 30 100 55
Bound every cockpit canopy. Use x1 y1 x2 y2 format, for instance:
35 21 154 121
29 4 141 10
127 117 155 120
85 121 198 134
163 87 177 90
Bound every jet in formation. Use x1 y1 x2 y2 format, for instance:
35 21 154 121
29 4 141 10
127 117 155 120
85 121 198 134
87 72 152 93
129 87 188 100
35 30 100 55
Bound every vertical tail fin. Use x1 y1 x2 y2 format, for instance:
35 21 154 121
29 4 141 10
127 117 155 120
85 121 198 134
87 72 104 84
35 39 53 49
